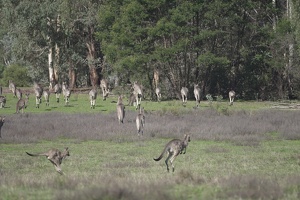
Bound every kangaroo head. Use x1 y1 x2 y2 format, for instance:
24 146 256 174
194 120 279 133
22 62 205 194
63 147 70 157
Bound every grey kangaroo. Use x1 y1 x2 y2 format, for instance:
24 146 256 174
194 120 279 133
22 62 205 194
136 107 145 135
154 134 191 172
16 93 29 114
116 95 125 124
26 147 70 174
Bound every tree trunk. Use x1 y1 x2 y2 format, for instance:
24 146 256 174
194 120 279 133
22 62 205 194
68 60 76 89
86 26 99 88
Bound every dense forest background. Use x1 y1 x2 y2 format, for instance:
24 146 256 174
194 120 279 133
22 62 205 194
0 0 300 101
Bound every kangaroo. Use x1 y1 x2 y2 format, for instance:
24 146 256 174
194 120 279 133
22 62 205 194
229 90 235 106
132 81 142 110
54 83 61 103
43 90 50 106
155 87 161 102
181 87 188 106
26 147 70 174
16 93 29 114
89 88 97 109
116 95 125 124
0 96 6 108
136 107 145 135
100 79 110 100
16 88 22 100
8 80 16 97
0 116 4 138
33 82 43 108
154 134 191 172
193 84 201 108
127 92 136 106
62 82 71 106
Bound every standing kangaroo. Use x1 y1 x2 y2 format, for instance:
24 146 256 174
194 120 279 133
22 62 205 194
26 147 70 174
16 88 22 100
62 82 71 106
116 95 125 124
89 88 97 109
154 134 191 172
33 82 43 108
229 90 235 106
132 81 142 110
193 84 201 108
155 87 162 102
181 87 188 106
136 107 145 135
54 83 61 103
100 79 110 101
43 90 50 106
8 80 16 97
16 93 29 114
0 116 4 138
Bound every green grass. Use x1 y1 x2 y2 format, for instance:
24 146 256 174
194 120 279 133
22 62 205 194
0 139 299 200
1 89 300 199
1 88 273 116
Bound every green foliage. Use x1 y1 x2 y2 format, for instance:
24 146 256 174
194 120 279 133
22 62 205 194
0 64 31 87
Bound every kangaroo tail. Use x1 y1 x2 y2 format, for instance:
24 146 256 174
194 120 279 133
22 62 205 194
153 147 166 161
26 152 46 156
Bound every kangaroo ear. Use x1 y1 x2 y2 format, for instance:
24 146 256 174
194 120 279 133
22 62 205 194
65 147 69 150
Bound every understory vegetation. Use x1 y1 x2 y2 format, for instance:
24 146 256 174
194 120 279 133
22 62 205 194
0 100 300 199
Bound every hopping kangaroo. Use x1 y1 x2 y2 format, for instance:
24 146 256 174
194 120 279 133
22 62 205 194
89 88 97 109
0 116 4 138
100 79 110 100
116 95 125 124
54 83 61 103
0 96 6 108
229 90 235 106
43 90 50 106
33 82 43 108
16 93 29 114
155 87 162 102
154 134 191 172
136 107 145 135
132 81 143 110
181 87 188 106
193 84 201 108
62 82 71 105
26 147 70 174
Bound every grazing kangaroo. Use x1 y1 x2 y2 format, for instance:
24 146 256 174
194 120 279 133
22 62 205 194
16 88 22 100
43 90 50 106
132 81 142 110
193 84 201 108
0 116 4 138
181 87 188 106
229 90 235 106
54 83 61 103
136 107 145 135
89 88 97 109
116 95 125 124
100 79 110 100
62 82 71 106
0 96 6 108
26 147 70 174
33 82 43 108
8 80 16 97
155 87 161 102
16 93 29 114
154 134 191 172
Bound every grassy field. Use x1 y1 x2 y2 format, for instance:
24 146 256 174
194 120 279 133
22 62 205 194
0 88 300 199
